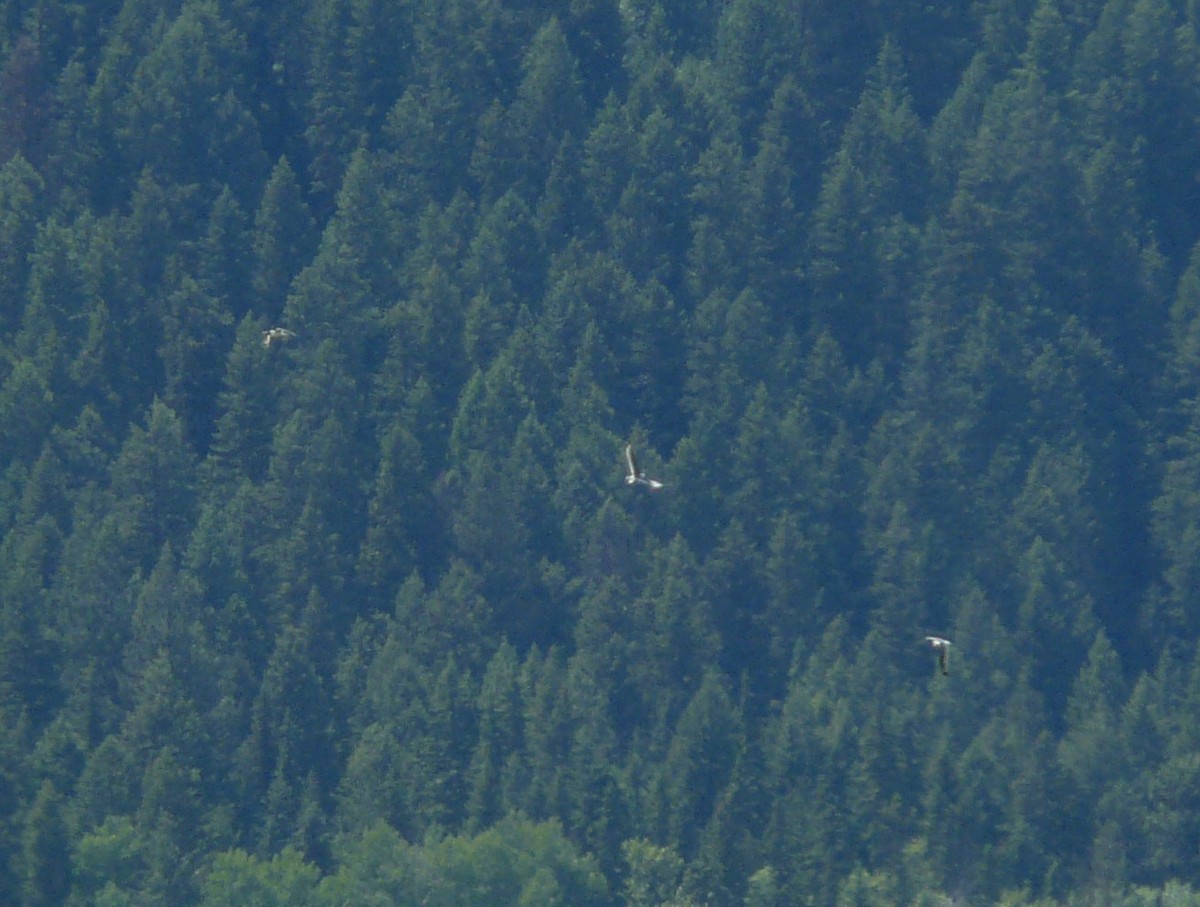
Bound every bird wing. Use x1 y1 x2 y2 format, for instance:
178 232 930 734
939 646 949 675
625 443 639 478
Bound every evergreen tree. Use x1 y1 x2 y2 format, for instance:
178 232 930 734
379 82 472 210
1112 0 1200 263
628 534 720 736
657 670 743 857
0 34 51 167
713 0 812 142
195 185 252 313
108 398 197 571
0 516 59 724
18 212 87 393
466 640 523 829
9 4 1200 904
0 152 43 332
251 156 318 313
205 314 279 483
120 0 268 196
700 517 768 684
18 781 70 907
355 421 424 605
514 644 571 821
805 39 925 369
0 360 55 468
284 148 390 352
605 108 693 293
232 606 331 848
135 745 205 903
158 274 232 449
741 77 813 306
470 16 586 203
1057 630 1126 858
342 0 414 130
561 0 624 107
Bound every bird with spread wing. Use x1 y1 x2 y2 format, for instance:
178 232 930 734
624 443 664 490
262 327 297 347
925 636 952 676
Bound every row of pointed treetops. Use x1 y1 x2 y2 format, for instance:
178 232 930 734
267 323 955 680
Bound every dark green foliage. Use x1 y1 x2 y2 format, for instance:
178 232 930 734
804 39 925 369
251 156 318 313
19 780 69 907
6 2 1200 906
0 154 44 331
119 1 268 197
470 16 587 203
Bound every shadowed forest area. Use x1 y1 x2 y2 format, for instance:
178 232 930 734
5 0 1200 904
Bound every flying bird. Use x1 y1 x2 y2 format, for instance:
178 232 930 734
925 636 952 676
624 443 664 490
262 327 297 347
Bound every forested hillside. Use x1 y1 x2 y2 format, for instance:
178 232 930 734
4 0 1200 904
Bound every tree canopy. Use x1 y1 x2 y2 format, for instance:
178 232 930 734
1 0 1200 904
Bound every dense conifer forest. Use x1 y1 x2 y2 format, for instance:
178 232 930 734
6 0 1200 904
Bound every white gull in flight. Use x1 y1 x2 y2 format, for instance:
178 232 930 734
624 443 664 490
262 327 297 347
925 636 952 676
